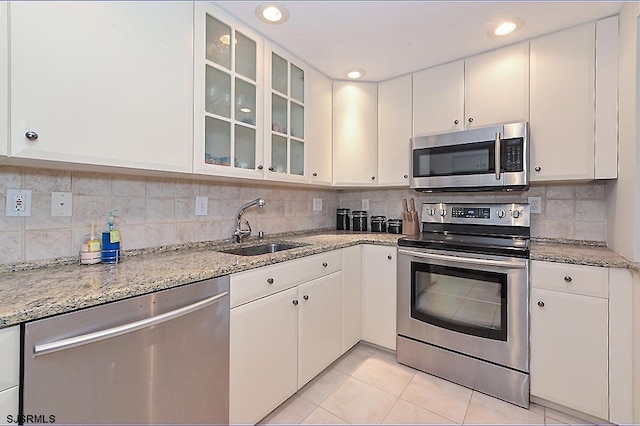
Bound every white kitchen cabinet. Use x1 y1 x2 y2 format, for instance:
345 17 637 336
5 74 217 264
341 245 362 353
529 18 619 183
530 261 609 420
297 272 342 388
0 2 7 159
413 43 528 136
264 44 309 183
465 42 529 129
361 245 397 350
378 75 412 186
230 286 298 425
10 2 193 173
413 61 464 136
333 81 378 186
308 68 333 185
194 3 264 179
0 325 19 425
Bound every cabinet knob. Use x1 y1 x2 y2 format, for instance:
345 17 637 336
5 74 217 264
268 166 274 171
468 117 474 123
25 131 39 141
267 278 274 284
387 255 392 260
313 172 318 177
322 262 328 267
403 174 408 179
564 276 572 283
534 166 541 172
303 294 309 300
257 165 264 170
454 119 459 125
292 299 299 306
371 176 376 180
537 300 545 308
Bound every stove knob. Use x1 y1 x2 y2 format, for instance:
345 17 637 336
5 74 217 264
440 209 447 217
427 208 436 216
496 210 506 219
511 210 522 219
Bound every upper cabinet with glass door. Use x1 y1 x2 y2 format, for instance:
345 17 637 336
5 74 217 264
264 44 309 182
194 3 264 178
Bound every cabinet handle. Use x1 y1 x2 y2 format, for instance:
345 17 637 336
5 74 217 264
468 117 474 123
312 172 318 177
303 295 309 301
371 176 376 180
387 255 392 260
267 278 274 284
534 166 541 172
292 299 299 306
537 300 545 308
268 166 274 171
564 276 572 283
257 165 264 170
322 262 328 267
404 174 408 179
454 119 459 125
25 131 39 141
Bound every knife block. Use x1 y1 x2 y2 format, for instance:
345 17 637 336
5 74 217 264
402 212 420 235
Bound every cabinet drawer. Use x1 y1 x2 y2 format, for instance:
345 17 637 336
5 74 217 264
0 326 19 392
231 250 341 307
531 261 608 298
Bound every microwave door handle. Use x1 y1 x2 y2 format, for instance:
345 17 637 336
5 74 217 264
398 248 527 269
495 132 501 180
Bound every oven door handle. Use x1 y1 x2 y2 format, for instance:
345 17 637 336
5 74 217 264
398 248 527 269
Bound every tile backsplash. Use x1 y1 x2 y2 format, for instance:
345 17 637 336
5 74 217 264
338 182 607 242
0 167 339 264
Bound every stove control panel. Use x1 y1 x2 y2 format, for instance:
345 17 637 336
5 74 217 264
421 203 530 227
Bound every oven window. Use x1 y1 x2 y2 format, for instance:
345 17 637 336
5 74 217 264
410 262 507 341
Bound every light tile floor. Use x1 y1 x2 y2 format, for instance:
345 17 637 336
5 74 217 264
259 342 596 425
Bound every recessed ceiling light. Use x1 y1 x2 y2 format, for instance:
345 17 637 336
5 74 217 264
488 19 523 37
256 3 289 24
345 68 367 80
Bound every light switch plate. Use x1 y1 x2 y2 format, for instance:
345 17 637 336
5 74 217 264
528 197 542 214
6 189 32 217
51 192 73 217
362 199 369 211
195 196 208 216
313 198 322 211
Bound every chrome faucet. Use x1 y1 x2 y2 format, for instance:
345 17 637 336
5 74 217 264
234 198 266 243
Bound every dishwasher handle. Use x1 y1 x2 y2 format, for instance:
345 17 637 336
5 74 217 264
33 290 228 357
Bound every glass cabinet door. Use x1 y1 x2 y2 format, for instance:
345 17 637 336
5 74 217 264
198 8 261 174
269 50 306 177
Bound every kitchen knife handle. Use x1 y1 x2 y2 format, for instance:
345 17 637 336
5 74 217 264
402 198 408 212
409 197 416 212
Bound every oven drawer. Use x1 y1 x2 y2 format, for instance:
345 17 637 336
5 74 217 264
531 261 608 298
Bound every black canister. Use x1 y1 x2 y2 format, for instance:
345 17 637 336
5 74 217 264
336 208 351 230
352 210 368 231
371 215 387 232
387 218 402 234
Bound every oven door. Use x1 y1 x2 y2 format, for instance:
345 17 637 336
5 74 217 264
397 247 529 372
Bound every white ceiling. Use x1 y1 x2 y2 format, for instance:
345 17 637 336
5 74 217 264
214 1 623 82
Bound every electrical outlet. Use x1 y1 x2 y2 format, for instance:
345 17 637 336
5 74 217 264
5 189 32 217
312 198 323 211
51 192 73 217
195 196 208 216
362 199 369 211
528 197 542 214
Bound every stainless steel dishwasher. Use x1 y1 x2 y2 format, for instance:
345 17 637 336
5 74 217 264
22 276 229 425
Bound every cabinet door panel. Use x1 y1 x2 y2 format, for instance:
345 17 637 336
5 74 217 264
378 75 411 186
298 272 342 388
333 82 378 185
0 326 19 392
530 288 608 419
0 2 7 158
0 386 18 425
530 23 595 181
413 61 464 136
341 245 362 353
230 287 298 425
308 68 332 185
465 42 529 128
361 245 397 350
10 2 193 172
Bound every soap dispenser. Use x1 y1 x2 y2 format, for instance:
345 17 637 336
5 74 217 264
101 210 121 263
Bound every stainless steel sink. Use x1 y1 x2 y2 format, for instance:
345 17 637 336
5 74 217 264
219 242 308 256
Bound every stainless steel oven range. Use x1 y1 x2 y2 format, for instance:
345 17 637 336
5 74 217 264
397 202 530 408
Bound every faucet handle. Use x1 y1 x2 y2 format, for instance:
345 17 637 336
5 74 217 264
244 219 252 235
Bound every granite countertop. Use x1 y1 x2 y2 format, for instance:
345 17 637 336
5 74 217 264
0 230 636 329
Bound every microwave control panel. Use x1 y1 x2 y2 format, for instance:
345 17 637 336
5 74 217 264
502 138 523 172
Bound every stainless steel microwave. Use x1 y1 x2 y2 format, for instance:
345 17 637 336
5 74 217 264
410 122 529 192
